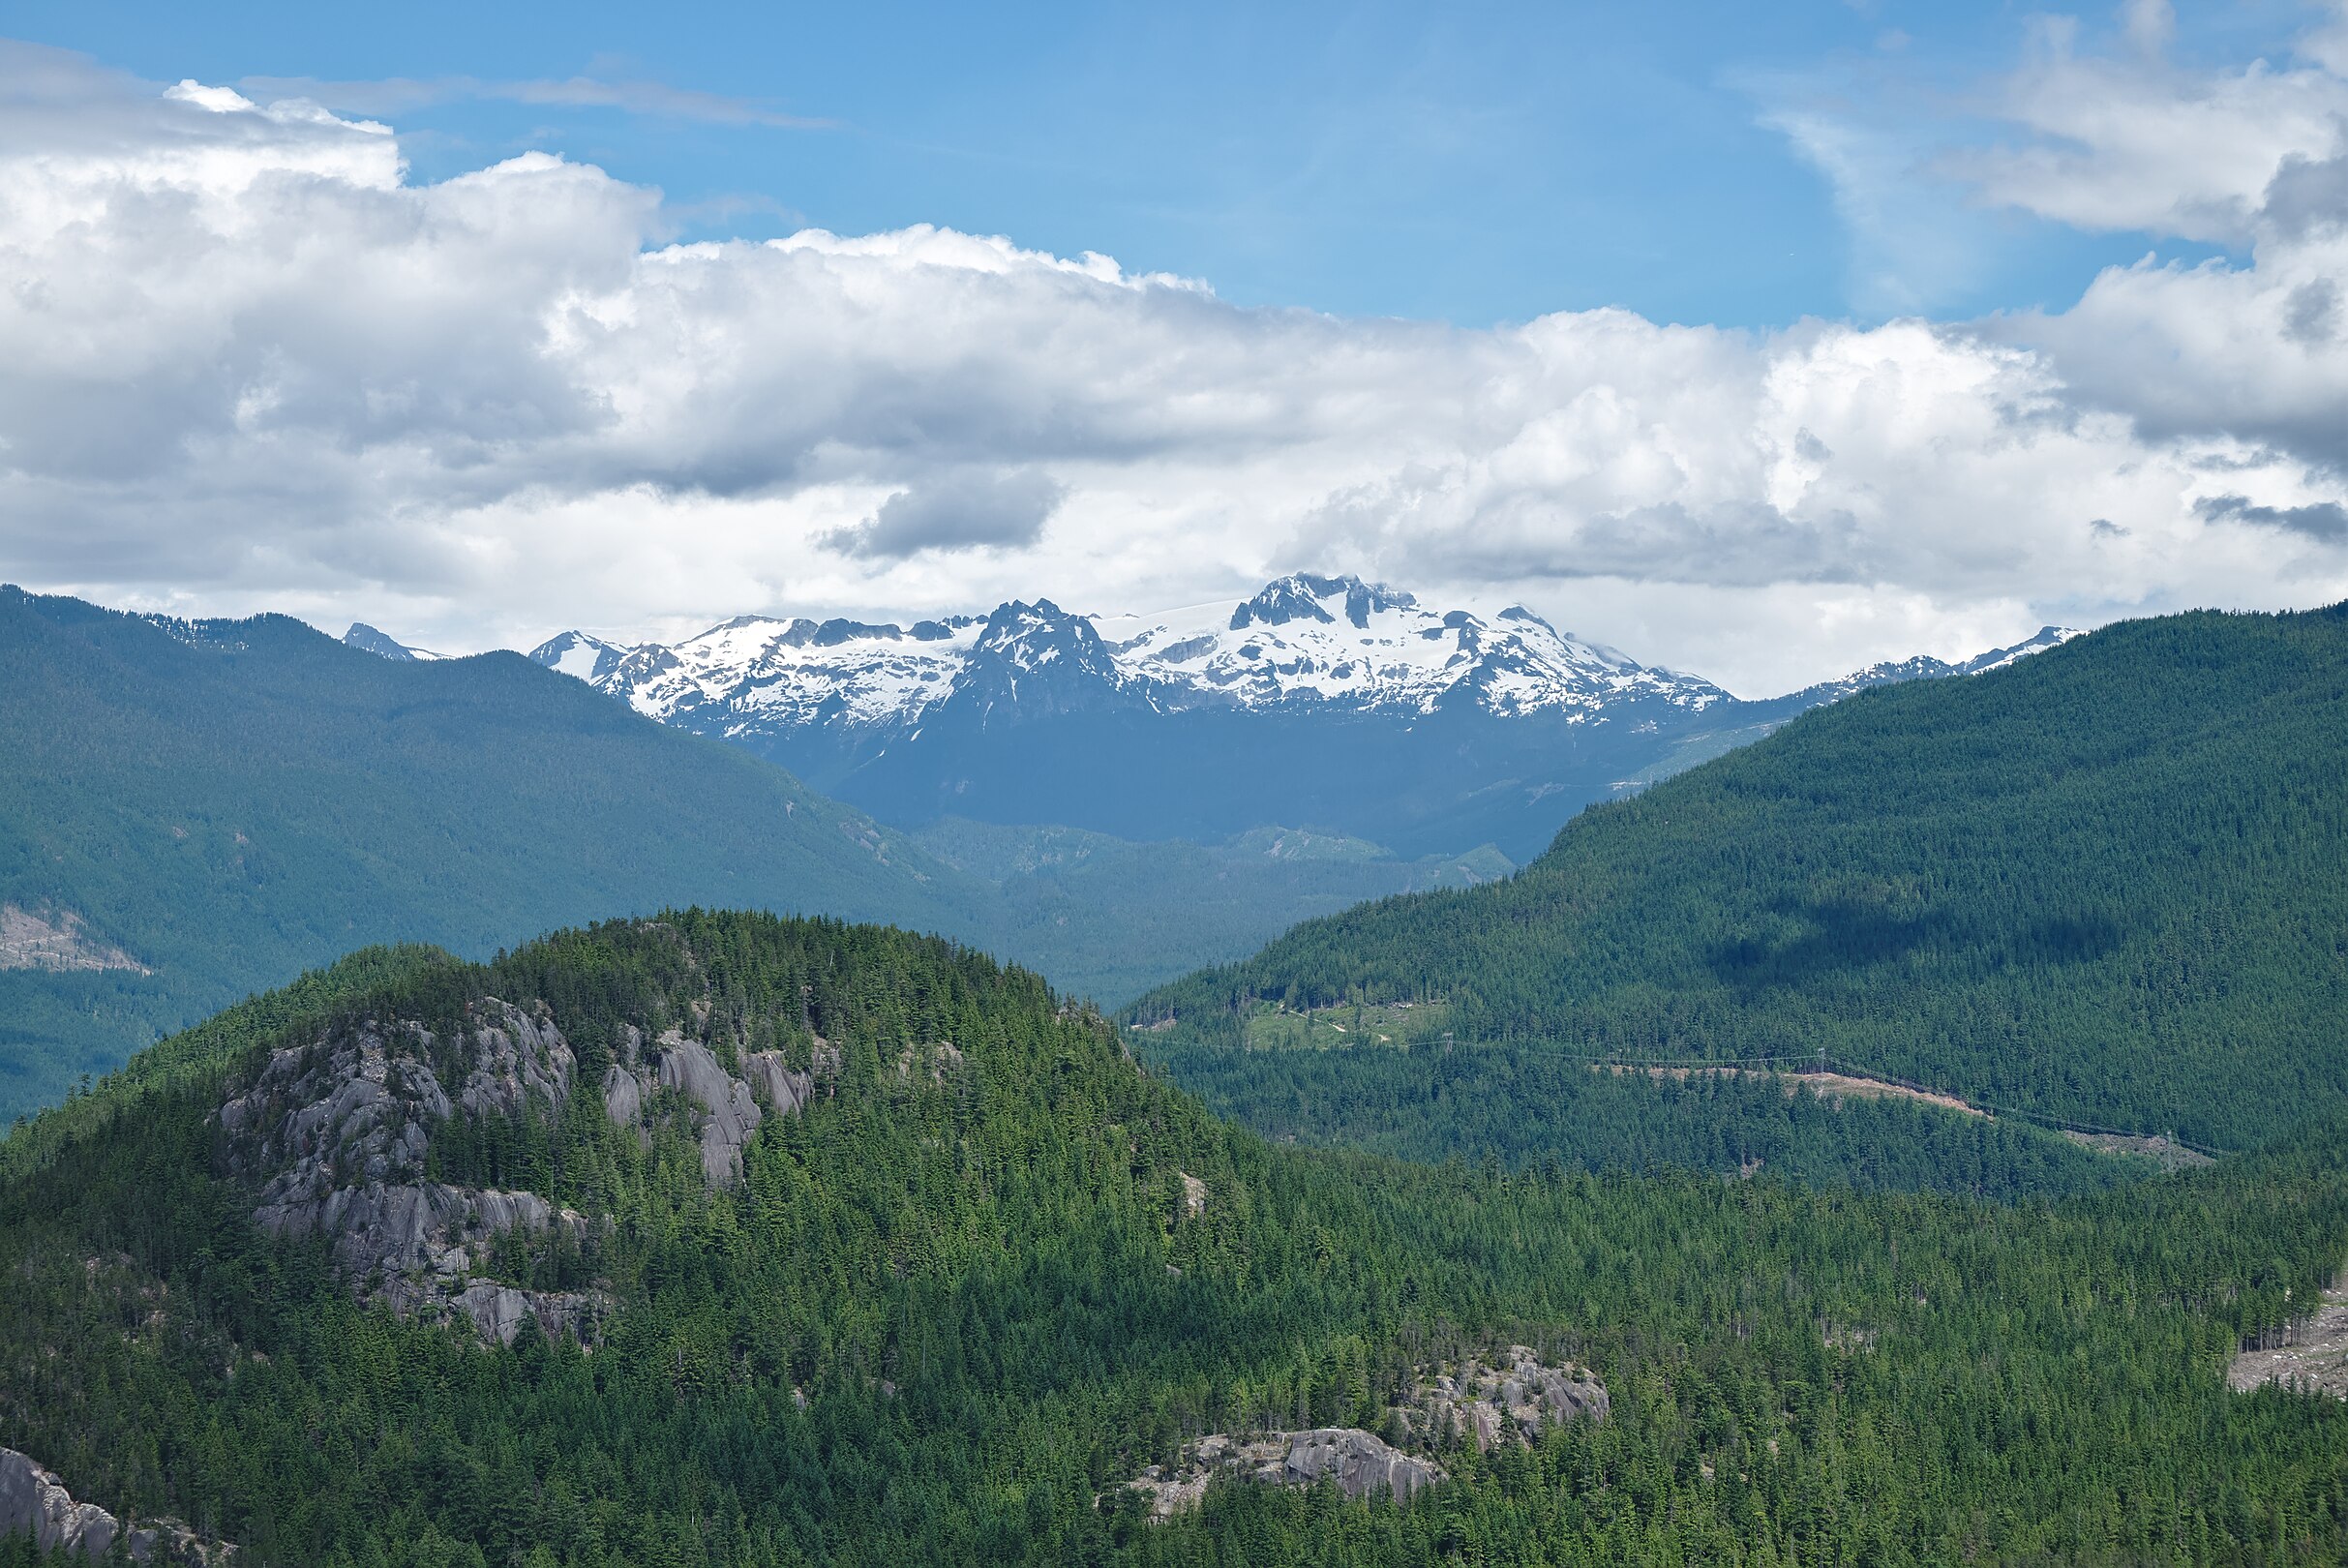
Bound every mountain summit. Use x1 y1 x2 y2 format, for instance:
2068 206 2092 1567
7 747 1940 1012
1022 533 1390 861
524 577 2071 858
527 574 1724 737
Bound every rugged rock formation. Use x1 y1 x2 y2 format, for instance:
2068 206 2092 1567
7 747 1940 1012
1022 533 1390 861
743 1049 816 1117
599 1025 831 1185
891 1039 965 1086
1283 1429 1441 1499
1413 1344 1610 1451
220 996 844 1341
0 1447 224 1562
659 1034 765 1187
219 1001 603 1344
1123 1346 1605 1518
0 902 146 974
1127 1429 1440 1518
1179 1172 1208 1221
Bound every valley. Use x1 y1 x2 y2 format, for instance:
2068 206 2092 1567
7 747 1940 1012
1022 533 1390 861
0 589 1504 1123
4 598 2347 1563
8 15 2347 1562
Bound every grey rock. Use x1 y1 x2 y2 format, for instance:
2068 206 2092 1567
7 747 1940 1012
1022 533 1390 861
0 1447 222 1562
221 1002 600 1344
457 1005 575 1121
1127 1428 1442 1518
1281 1429 1441 1501
453 1281 610 1346
602 1064 647 1138
656 1034 763 1187
743 1050 814 1117
1417 1345 1607 1452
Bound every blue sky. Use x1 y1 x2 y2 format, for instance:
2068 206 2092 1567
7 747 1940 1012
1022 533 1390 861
1 0 2308 326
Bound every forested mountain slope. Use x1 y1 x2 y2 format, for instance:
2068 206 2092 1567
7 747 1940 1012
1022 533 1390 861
0 588 990 1121
0 590 1506 1123
1133 605 2348 1154
6 912 2348 1564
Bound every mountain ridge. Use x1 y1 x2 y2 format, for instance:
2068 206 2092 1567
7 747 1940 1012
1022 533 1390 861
511 574 2074 858
1129 602 2348 1154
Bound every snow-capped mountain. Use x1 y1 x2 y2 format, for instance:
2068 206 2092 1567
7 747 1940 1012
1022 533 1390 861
506 575 2079 859
528 574 1726 742
1092 575 1725 718
1775 625 2082 707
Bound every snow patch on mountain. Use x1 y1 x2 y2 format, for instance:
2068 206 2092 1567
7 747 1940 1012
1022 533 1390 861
1779 625 2082 706
527 574 1731 735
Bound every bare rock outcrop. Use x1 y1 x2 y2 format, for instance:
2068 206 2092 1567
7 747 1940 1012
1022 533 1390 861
0 1447 225 1562
891 1040 965 1086
0 903 148 974
743 1050 815 1117
1121 1344 1604 1520
1128 1429 1439 1519
658 1035 765 1187
603 1026 833 1185
1416 1345 1609 1451
1179 1172 1208 1221
220 1002 604 1344
1282 1428 1441 1499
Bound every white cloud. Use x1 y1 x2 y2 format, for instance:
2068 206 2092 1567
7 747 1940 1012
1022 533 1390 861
0 38 2343 697
1947 11 2348 244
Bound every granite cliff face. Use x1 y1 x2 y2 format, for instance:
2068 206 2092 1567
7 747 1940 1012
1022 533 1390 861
1129 1429 1441 1517
215 997 836 1344
598 1022 836 1186
1123 1345 1606 1518
0 1447 224 1562
219 1000 603 1344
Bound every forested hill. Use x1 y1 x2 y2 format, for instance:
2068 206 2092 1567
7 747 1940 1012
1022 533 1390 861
1133 604 2348 1153
9 910 2348 1564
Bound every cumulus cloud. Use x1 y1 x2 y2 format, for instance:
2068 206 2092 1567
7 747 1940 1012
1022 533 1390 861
824 468 1067 558
0 37 2343 694
1947 12 2348 244
1948 7 2348 473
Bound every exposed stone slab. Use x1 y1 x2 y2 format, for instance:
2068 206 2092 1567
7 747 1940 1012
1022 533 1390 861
220 1002 598 1343
0 1447 224 1562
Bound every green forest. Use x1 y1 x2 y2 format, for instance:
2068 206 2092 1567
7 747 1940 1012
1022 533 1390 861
5 911 2348 1565
1133 605 2348 1156
1155 1032 2153 1199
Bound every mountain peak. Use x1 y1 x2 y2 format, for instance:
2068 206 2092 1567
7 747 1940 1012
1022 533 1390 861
344 622 445 661
1229 573 1416 632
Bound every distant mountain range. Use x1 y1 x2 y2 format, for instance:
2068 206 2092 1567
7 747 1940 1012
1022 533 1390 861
0 588 1522 1121
496 575 2074 859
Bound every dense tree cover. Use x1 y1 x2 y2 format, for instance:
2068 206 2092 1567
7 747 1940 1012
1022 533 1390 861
1157 1035 2147 1199
1133 606 2348 1152
4 913 2348 1564
0 590 1495 1122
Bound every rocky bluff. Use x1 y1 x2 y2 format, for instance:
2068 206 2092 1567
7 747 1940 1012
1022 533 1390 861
214 995 846 1345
